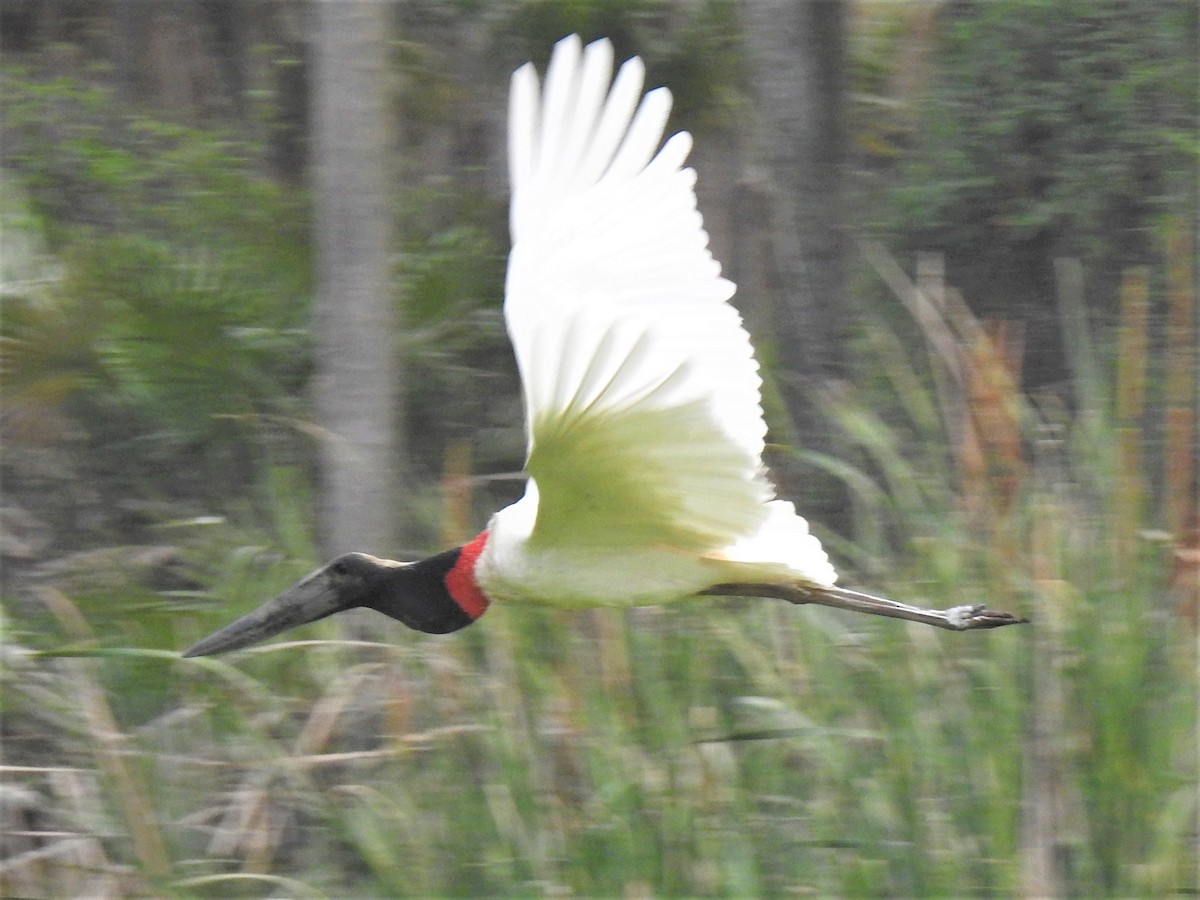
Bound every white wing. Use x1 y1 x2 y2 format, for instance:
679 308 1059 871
504 35 834 584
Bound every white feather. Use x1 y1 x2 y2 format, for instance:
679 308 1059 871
479 35 837 607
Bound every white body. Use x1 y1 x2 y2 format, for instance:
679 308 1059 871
476 36 837 609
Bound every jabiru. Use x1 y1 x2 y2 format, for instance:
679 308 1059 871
183 36 1025 659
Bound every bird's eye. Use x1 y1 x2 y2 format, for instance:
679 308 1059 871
331 561 349 576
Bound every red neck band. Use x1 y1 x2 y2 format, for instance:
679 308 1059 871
444 531 491 620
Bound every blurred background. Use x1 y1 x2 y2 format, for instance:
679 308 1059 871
1 1 1196 896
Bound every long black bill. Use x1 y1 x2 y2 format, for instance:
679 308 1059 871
182 568 350 657
702 583 1029 630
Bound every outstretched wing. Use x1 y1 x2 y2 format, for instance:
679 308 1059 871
505 35 772 553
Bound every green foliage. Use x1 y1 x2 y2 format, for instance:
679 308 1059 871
2 230 313 513
1 65 312 520
825 238 1196 895
885 0 1197 355
398 204 525 484
510 0 657 63
1 65 310 278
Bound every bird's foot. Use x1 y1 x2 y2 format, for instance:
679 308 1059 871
945 604 1030 630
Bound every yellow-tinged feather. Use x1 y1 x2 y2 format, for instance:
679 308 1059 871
527 396 766 553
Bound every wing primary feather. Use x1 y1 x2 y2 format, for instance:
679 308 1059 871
566 318 630 413
557 39 615 194
537 35 582 190
546 315 576 415
561 324 684 424
603 87 673 183
576 56 645 186
508 62 540 234
646 131 693 175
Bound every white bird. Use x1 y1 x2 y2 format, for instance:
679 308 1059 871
183 36 1024 658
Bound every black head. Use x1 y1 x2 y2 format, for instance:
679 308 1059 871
361 546 475 635
182 549 476 657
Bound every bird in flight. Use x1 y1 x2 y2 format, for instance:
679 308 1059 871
183 36 1024 658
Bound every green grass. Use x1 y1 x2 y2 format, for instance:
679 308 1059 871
2 242 1196 897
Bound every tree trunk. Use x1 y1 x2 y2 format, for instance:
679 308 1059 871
743 0 849 521
311 1 400 558
743 0 847 382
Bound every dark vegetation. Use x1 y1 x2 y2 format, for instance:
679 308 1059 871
884 0 1197 385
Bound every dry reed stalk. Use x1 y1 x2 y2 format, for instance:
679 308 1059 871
1020 497 1084 898
959 317 1025 523
205 667 356 873
864 246 982 528
441 438 474 548
1115 267 1150 570
35 588 171 883
1053 258 1104 416
0 765 117 897
1162 221 1196 542
875 245 1029 541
